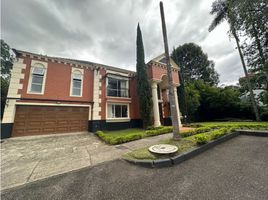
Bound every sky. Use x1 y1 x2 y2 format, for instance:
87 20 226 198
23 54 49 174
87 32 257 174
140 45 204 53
2 0 244 85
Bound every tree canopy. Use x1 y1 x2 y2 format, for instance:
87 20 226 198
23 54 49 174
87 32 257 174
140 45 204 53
136 24 152 128
1 39 14 77
171 43 219 86
1 40 14 118
184 80 256 122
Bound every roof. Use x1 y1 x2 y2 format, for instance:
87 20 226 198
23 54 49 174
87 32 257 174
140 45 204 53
149 53 180 70
13 49 136 75
13 49 179 74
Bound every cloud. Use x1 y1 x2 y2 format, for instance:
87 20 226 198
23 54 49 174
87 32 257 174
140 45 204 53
2 0 243 84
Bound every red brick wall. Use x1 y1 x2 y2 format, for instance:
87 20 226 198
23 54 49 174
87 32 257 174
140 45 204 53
148 63 180 85
19 55 94 102
99 72 141 120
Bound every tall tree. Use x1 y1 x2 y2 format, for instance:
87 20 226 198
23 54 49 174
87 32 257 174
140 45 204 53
136 24 152 128
160 1 180 139
209 0 261 121
1 40 14 118
233 0 268 88
171 43 219 86
1 39 14 77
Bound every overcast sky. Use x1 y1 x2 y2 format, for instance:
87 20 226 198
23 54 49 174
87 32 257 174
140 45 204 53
2 0 244 85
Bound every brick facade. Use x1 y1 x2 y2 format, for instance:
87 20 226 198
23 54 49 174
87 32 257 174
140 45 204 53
1 50 181 138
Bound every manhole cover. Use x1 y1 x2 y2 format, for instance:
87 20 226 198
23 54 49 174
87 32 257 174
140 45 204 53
148 144 178 154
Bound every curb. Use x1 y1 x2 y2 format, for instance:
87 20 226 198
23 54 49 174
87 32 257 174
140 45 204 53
124 131 245 168
236 129 268 137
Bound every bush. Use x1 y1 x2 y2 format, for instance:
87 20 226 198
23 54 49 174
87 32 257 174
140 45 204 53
261 112 268 121
211 128 229 140
146 126 164 130
96 130 143 145
195 134 208 145
145 126 173 136
181 126 213 137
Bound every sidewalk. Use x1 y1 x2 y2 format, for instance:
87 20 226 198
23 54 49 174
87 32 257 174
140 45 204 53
1 131 181 190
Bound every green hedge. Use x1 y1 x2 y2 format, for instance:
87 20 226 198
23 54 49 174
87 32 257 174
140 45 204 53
145 126 173 136
96 126 174 145
195 134 208 145
180 126 214 137
97 122 268 145
96 131 144 145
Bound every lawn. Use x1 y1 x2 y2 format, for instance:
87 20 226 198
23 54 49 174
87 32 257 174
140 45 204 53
96 126 192 145
96 121 268 145
123 121 268 160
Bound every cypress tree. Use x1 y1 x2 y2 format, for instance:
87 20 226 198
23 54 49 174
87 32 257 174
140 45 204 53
136 24 152 128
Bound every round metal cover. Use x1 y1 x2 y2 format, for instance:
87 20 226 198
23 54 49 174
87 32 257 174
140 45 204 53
148 144 178 154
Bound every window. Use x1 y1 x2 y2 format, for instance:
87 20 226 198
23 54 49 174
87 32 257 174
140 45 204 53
71 71 83 96
30 65 45 93
107 104 128 118
107 77 128 97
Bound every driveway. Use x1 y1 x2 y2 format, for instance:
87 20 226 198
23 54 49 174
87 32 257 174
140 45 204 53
1 131 177 190
1 132 125 190
1 135 267 200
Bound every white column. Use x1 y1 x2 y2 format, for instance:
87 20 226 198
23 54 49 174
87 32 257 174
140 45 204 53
92 69 101 120
173 86 182 127
151 81 161 127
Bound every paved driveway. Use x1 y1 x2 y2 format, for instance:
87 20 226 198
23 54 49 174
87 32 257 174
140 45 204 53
1 131 178 190
1 132 122 190
1 135 267 200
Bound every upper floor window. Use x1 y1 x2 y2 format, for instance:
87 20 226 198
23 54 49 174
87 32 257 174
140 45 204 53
29 64 46 94
71 70 83 96
107 76 129 98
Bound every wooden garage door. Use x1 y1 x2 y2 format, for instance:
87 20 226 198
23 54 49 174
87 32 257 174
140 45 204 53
12 106 89 137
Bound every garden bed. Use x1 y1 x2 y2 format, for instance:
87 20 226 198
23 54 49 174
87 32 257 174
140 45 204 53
96 126 193 145
96 122 268 145
123 122 268 161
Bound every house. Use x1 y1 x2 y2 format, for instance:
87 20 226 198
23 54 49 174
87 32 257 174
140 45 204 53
1 50 181 138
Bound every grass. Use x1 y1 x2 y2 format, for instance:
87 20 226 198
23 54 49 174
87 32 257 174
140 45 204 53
96 129 146 145
123 122 268 160
96 121 268 145
96 126 193 145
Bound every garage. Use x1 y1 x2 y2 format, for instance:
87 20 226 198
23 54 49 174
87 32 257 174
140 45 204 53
12 105 89 137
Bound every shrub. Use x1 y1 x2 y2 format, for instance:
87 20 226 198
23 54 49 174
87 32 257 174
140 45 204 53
195 134 208 145
145 126 173 136
96 130 143 145
146 126 164 130
211 128 229 140
261 112 268 121
181 126 213 137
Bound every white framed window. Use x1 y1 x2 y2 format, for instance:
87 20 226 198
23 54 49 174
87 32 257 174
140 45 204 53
27 61 47 94
107 103 129 119
107 75 129 98
70 69 83 97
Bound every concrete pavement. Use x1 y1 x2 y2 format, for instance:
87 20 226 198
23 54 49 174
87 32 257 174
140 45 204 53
1 135 267 200
1 131 175 190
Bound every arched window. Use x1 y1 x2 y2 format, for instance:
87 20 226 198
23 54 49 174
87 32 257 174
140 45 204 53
30 64 46 93
71 70 83 96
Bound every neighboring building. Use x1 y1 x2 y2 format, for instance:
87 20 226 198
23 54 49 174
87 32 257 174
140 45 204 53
1 50 181 138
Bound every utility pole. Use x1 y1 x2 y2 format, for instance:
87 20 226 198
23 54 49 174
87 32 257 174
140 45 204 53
160 1 180 139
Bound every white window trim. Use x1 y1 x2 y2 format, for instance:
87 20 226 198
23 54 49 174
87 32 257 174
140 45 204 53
106 75 129 98
70 68 84 97
27 60 48 95
106 102 130 122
